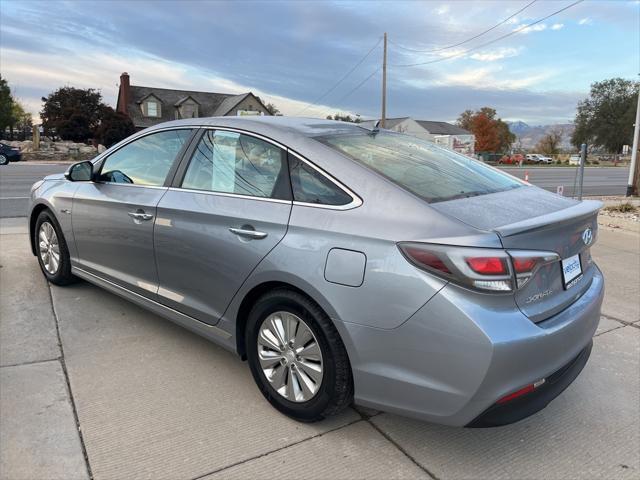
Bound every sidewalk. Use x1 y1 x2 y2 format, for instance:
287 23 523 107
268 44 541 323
1 218 638 480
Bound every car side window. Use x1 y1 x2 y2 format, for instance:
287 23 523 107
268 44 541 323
288 155 352 206
99 129 192 186
182 130 290 200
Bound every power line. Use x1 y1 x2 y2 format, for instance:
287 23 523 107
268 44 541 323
391 0 583 68
389 0 537 54
296 37 382 115
321 67 381 118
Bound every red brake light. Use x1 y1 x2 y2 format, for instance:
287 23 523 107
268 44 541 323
403 247 451 274
466 257 508 275
513 257 537 273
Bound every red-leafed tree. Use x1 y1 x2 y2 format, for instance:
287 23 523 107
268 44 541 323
457 107 514 153
472 113 501 153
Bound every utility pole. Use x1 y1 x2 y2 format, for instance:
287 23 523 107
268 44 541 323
381 32 387 128
626 86 640 197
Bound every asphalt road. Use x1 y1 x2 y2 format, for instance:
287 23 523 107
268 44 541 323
0 163 69 218
501 166 630 197
0 163 631 218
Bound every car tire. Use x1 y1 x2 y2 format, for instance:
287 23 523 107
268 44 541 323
246 288 353 422
34 210 76 285
0 154 8 165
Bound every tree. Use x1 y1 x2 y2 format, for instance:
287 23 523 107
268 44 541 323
327 113 361 123
41 87 104 141
472 113 501 152
10 101 33 140
265 102 281 116
457 107 514 153
571 78 639 153
94 106 135 147
456 109 474 132
0 75 15 135
536 130 563 155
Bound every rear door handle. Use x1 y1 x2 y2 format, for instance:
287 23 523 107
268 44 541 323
229 227 268 240
128 211 154 223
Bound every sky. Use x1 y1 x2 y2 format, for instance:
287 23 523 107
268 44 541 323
0 0 638 125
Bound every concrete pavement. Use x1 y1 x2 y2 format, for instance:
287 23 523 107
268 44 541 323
1 218 639 479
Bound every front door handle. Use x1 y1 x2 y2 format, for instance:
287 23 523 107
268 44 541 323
229 227 268 240
128 210 154 223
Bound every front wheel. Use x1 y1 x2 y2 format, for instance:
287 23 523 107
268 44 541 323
246 289 353 422
34 210 76 285
0 155 8 165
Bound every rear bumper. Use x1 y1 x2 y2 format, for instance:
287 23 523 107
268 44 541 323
466 340 592 427
336 265 604 427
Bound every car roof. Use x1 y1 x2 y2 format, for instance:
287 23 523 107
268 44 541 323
143 116 372 139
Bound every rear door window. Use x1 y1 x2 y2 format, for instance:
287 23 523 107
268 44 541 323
317 132 523 203
182 130 290 200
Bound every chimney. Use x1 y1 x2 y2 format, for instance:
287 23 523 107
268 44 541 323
117 72 130 114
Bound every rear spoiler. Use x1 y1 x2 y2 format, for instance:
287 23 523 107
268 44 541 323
493 200 603 237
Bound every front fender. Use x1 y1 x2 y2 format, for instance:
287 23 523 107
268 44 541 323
29 180 80 259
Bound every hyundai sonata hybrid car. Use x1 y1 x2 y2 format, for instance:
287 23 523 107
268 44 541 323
29 117 603 427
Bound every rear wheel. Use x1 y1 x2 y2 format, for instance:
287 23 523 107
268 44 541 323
0 155 8 165
246 289 353 422
34 210 75 285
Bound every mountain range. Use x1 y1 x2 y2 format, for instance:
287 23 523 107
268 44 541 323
506 121 575 151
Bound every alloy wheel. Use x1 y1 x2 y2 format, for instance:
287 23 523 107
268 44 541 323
39 222 60 274
257 311 323 402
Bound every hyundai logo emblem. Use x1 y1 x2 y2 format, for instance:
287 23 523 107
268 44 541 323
582 227 593 246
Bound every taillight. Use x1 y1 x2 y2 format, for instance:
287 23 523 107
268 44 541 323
402 247 451 274
398 243 513 292
398 243 560 293
513 257 537 273
509 251 559 288
466 257 508 275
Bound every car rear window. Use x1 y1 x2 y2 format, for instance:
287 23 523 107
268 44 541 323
317 132 523 203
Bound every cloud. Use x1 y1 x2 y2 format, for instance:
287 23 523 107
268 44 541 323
1 0 634 126
551 23 565 30
437 66 552 91
578 17 593 25
0 47 350 121
516 23 547 34
470 47 521 62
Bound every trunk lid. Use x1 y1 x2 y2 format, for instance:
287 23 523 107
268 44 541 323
432 186 601 322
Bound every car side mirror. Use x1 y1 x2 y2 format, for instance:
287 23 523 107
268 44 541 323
65 161 94 182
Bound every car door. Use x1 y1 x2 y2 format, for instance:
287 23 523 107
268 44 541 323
154 128 292 325
72 128 194 298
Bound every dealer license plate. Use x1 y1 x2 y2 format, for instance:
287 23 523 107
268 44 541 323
561 254 582 289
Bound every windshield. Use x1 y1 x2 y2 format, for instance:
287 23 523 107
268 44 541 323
317 131 523 203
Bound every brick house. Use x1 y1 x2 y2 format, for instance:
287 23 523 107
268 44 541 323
116 72 271 130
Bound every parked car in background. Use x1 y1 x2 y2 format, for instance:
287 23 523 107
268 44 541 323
28 117 604 427
0 142 22 165
498 153 524 165
569 154 582 165
526 154 553 164
526 153 553 163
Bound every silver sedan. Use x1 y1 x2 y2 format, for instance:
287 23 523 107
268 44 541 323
28 117 604 426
